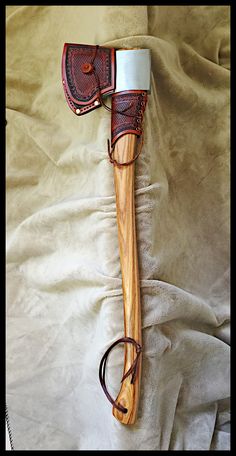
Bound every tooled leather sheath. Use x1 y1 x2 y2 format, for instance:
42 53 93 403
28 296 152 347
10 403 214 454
62 43 115 115
62 44 148 145
111 90 148 148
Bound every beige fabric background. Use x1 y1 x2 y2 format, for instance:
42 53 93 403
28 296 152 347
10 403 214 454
6 5 230 450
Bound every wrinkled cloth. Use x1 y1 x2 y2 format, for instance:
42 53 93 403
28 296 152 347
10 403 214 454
6 5 230 450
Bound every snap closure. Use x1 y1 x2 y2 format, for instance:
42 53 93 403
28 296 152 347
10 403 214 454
81 63 94 74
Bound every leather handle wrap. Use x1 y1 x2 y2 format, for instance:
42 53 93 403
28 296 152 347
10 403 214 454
111 90 148 148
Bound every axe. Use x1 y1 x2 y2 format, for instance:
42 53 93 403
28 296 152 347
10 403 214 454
62 44 151 424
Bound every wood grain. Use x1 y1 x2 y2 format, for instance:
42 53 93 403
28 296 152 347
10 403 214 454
112 133 142 425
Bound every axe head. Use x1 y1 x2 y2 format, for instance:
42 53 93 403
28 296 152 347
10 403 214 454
62 44 151 115
115 49 151 93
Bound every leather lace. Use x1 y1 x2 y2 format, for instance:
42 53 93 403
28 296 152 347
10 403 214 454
99 337 142 414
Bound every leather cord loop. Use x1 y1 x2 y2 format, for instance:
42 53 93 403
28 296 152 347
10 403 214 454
107 134 144 167
99 337 142 414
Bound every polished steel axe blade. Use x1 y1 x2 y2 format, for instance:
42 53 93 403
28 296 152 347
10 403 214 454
115 49 151 93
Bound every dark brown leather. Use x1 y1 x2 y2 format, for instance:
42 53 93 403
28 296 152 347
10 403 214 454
62 43 115 116
99 337 142 414
62 43 149 166
111 90 148 147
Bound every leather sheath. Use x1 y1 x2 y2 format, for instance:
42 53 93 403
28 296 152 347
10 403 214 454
111 91 148 147
62 44 148 145
62 43 115 115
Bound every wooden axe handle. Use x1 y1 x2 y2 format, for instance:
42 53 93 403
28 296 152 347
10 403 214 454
112 133 142 425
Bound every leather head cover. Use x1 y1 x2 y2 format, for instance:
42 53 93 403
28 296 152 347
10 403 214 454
62 43 115 115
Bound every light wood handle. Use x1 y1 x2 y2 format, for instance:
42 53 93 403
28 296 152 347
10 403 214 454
112 134 142 425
